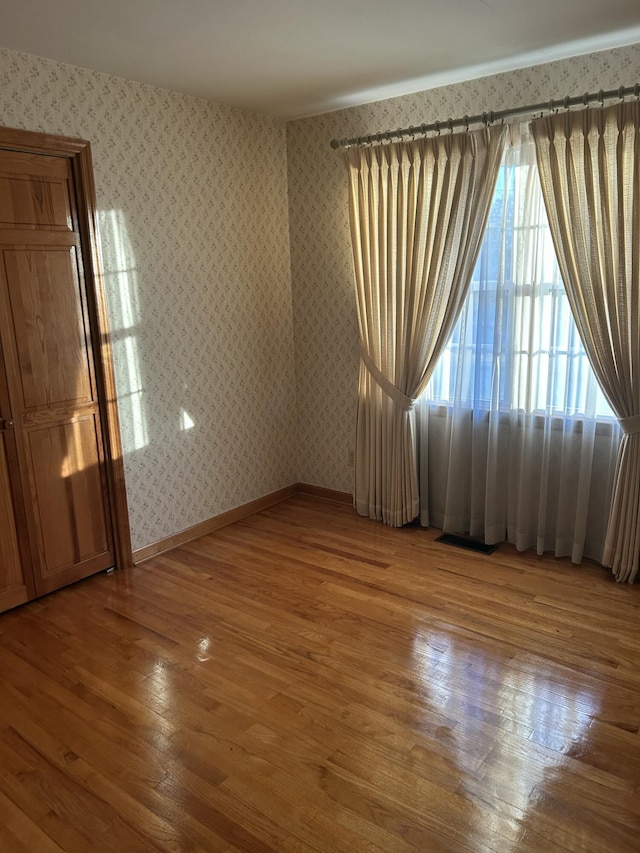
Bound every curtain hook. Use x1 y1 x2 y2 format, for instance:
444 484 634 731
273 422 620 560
619 85 625 101
583 92 589 108
598 89 605 106
635 83 640 101
463 115 469 132
447 118 453 134
434 120 441 136
563 95 570 111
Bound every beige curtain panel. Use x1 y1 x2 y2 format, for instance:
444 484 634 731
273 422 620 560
345 126 507 526
531 101 640 583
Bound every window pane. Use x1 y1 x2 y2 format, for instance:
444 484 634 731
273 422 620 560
425 139 615 421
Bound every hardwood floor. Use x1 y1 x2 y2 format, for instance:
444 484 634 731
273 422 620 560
0 494 639 852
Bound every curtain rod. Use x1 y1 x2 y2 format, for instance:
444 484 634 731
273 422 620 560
329 83 640 149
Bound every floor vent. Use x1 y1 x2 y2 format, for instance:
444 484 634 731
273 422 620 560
435 533 498 555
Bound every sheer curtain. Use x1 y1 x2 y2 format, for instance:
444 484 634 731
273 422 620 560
531 101 640 582
417 126 621 563
345 128 506 527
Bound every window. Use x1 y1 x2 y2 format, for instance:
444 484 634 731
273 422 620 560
425 133 614 421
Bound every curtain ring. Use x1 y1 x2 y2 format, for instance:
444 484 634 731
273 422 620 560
434 120 441 135
583 92 589 107
563 95 570 111
598 89 605 106
619 85 625 101
635 83 640 101
463 115 469 132
447 118 453 134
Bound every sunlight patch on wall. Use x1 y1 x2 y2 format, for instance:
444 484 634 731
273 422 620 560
100 209 148 454
180 408 195 431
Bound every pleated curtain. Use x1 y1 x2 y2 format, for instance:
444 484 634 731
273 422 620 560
345 127 507 526
531 101 640 582
417 127 621 564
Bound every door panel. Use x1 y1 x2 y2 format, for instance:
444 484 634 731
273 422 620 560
0 438 22 582
27 417 109 580
0 150 72 230
4 248 93 409
0 431 30 610
0 342 33 610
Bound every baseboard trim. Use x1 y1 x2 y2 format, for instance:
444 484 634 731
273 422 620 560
133 484 298 564
296 483 353 505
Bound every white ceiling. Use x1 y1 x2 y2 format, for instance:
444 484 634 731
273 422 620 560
2 0 640 119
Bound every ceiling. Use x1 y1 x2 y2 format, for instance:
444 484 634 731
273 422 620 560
2 0 640 119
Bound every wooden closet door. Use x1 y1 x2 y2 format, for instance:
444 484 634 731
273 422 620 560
0 149 114 597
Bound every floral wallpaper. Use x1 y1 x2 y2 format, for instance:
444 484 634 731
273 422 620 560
286 43 640 493
0 48 297 551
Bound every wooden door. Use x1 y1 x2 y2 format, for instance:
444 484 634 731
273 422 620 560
0 147 115 597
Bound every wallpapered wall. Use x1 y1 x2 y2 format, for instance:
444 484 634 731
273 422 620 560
2 43 640 550
0 48 298 551
287 43 640 494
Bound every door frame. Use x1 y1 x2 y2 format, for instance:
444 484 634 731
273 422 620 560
0 125 133 571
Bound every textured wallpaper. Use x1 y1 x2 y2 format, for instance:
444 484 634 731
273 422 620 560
286 43 640 493
0 48 297 551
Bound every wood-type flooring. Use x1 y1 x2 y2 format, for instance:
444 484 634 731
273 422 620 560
0 494 639 851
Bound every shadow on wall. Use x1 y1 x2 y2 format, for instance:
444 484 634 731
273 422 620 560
97 210 204 550
99 209 198 456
